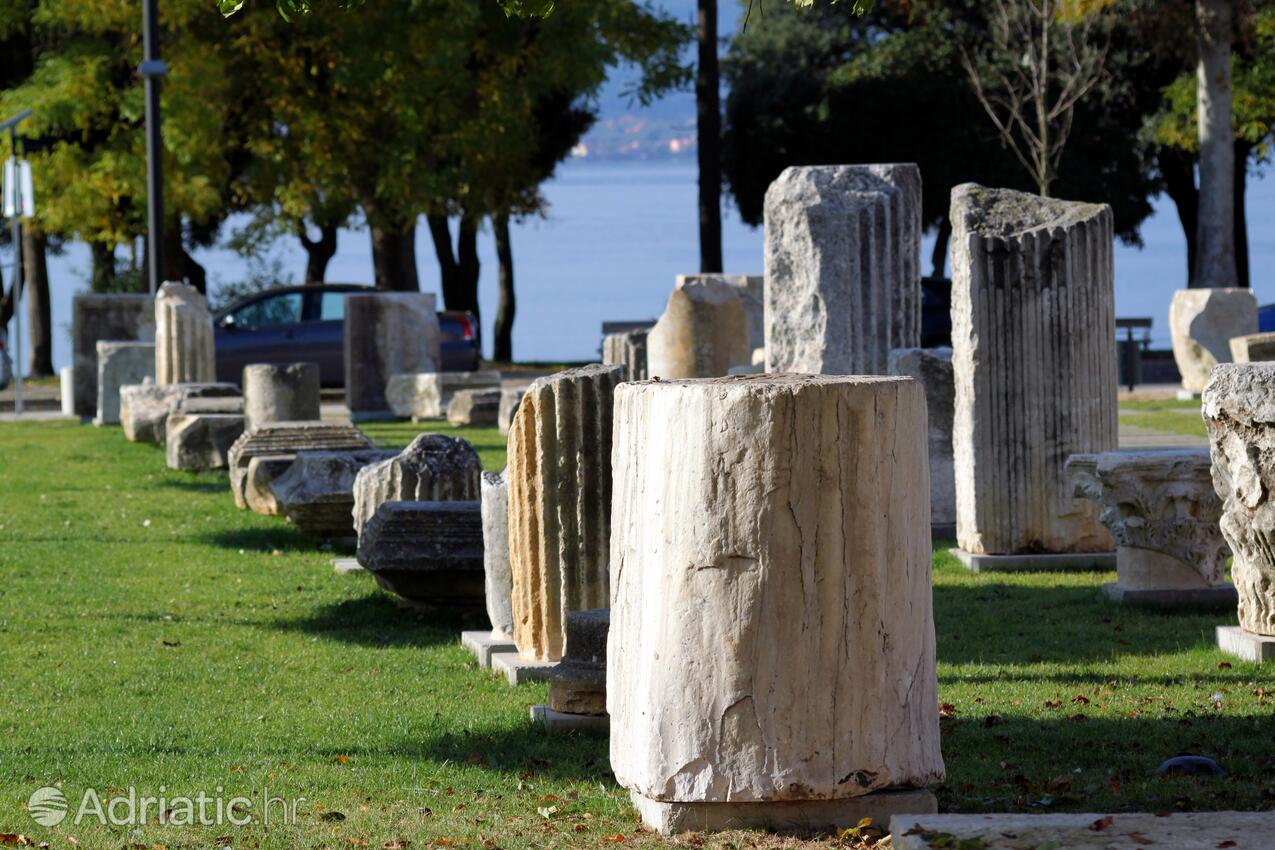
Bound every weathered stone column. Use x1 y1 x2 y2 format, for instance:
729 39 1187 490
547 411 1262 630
602 330 649 383
647 277 751 379
764 164 921 375
481 470 514 639
950 184 1118 559
1231 331 1275 363
889 347 955 532
94 341 155 426
1067 450 1233 608
610 375 942 834
344 293 441 418
676 274 764 352
1170 288 1257 393
351 433 481 535
72 294 154 417
243 363 321 430
357 501 485 607
155 282 215 384
228 421 373 510
270 449 397 537
508 364 623 662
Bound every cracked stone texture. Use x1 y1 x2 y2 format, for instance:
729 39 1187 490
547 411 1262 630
891 812 1275 850
498 388 526 436
155 282 215 385
508 364 623 662
950 184 1118 556
1203 363 1275 634
94 341 155 426
385 370 501 419
647 277 751 379
72 294 154 417
270 449 399 537
676 274 764 353
228 421 373 509
1171 288 1257 393
1229 330 1275 364
481 470 515 639
343 293 441 415
609 374 943 803
357 500 485 606
447 388 502 425
243 363 320 430
602 330 649 383
889 347 954 527
549 608 608 716
165 413 244 471
120 383 241 444
763 164 921 375
244 455 298 515
1067 449 1228 590
352 433 481 535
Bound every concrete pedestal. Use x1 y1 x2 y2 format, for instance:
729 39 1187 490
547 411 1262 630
491 653 557 685
1104 582 1237 610
461 630 517 669
1216 625 1275 663
632 788 937 836
950 548 1116 573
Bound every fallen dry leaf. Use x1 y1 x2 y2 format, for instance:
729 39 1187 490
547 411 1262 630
1089 816 1113 831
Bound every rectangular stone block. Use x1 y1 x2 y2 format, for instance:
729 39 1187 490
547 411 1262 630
72 294 154 417
385 370 501 420
165 413 245 471
1216 625 1275 663
1229 330 1275 364
635 788 936 837
94 341 155 426
155 282 215 384
344 293 441 416
461 630 518 668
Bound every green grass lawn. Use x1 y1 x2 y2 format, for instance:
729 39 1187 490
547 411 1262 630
1118 399 1208 439
0 420 1271 849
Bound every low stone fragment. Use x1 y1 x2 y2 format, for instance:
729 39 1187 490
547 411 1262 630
676 274 764 352
646 277 750 379
269 449 399 537
227 421 374 509
357 500 485 606
498 388 526 436
165 413 245 471
1229 331 1275 364
447 388 501 426
385 370 501 420
94 341 156 426
245 455 299 515
352 433 482 535
344 292 441 416
481 470 514 639
72 293 154 417
548 608 608 716
121 383 242 444
1171 288 1257 393
243 362 320 430
602 330 649 383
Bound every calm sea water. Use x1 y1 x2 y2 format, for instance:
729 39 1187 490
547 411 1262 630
13 158 1275 371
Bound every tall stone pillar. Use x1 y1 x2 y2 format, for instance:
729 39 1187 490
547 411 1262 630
602 330 649 383
950 184 1118 559
1170 288 1257 394
609 375 942 834
676 274 764 352
647 277 751 379
764 164 921 375
889 347 955 532
481 470 514 640
344 293 441 418
155 282 215 384
507 364 623 662
71 294 154 417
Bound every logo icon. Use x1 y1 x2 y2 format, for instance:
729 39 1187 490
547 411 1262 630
27 787 68 827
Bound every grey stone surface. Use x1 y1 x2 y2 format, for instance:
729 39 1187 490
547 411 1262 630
633 788 937 837
243 362 320 430
344 293 441 415
120 382 241 444
889 347 954 527
549 608 608 716
1203 363 1275 635
447 388 501 425
602 329 649 383
1229 330 1275 364
352 433 482 535
508 364 624 662
228 421 373 509
491 652 558 685
497 388 525 436
461 629 518 668
764 164 921 375
385 370 501 420
676 273 764 353
331 558 363 574
530 704 609 735
1170 287 1257 392
647 277 751 379
950 548 1116 573
1217 625 1275 663
165 413 245 471
1103 582 1237 610
72 294 154 417
244 454 298 515
481 470 514 639
94 341 155 426
357 500 484 606
951 183 1118 556
155 282 215 384
269 449 398 537
891 811 1275 850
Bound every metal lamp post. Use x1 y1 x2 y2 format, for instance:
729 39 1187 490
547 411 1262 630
1 108 32 416
140 0 167 295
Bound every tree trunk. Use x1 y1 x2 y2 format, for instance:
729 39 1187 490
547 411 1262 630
1159 148 1199 287
427 213 481 321
90 241 116 292
370 220 419 291
23 228 52 378
697 0 723 273
930 219 951 279
457 216 480 323
1194 0 1237 288
493 212 515 362
161 220 185 285
299 223 338 284
183 249 207 295
0 256 10 329
1234 138 1250 288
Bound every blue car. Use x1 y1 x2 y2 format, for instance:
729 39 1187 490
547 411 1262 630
1259 303 1275 333
214 284 480 387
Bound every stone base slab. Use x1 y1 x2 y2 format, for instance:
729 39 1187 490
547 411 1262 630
491 653 558 685
950 549 1116 573
1217 625 1275 663
331 558 363 574
630 788 937 836
530 704 609 734
890 811 1274 849
1176 389 1202 401
461 630 517 669
1103 582 1237 610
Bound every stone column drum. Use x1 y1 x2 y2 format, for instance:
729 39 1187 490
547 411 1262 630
602 329 650 383
647 277 751 379
507 364 623 662
950 184 1118 557
676 274 764 352
71 294 154 417
1203 364 1275 636
1067 450 1232 608
155 282 215 384
609 375 943 834
1170 288 1257 394
243 362 321 430
344 293 441 417
481 470 515 640
889 347 955 532
764 164 921 375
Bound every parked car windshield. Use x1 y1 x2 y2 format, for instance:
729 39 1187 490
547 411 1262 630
232 292 303 328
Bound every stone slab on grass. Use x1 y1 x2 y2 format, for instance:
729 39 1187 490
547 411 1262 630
1217 625 1275 663
331 558 363 574
632 788 937 837
461 630 517 669
1104 582 1238 611
950 548 1116 573
491 653 557 686
890 811 1273 849
530 704 609 735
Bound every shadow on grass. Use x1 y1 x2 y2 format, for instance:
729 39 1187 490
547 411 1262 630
406 724 611 784
197 526 319 551
271 593 474 649
157 478 227 494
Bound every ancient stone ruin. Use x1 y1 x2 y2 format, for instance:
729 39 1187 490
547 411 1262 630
94 341 155 426
228 421 373 510
357 500 485 607
1170 288 1257 394
243 363 321 430
269 449 398 537
646 276 751 379
351 433 482 535
889 347 955 532
155 282 215 385
72 293 154 417
344 293 441 418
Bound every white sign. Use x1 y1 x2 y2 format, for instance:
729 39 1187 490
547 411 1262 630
3 158 34 218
